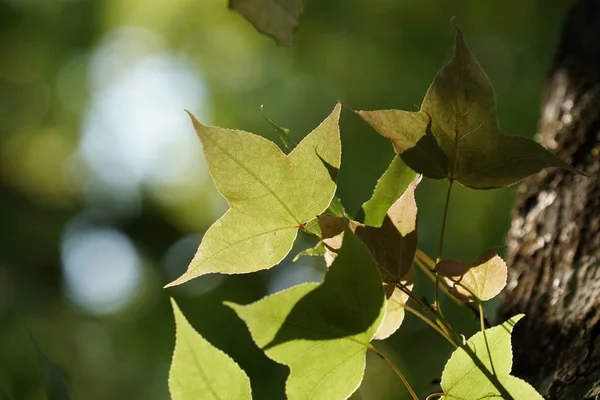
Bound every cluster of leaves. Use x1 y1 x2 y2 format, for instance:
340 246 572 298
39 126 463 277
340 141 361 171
165 26 578 399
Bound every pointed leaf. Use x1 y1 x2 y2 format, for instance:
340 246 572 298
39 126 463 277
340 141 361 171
443 250 507 302
357 155 418 227
357 26 578 189
230 0 304 46
169 299 252 400
441 314 543 400
166 104 341 287
227 230 385 400
373 274 413 340
350 176 421 282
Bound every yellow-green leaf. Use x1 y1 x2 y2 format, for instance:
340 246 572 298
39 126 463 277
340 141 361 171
227 230 385 400
169 299 252 400
373 276 413 341
166 104 341 287
441 314 543 400
357 155 418 227
441 250 507 302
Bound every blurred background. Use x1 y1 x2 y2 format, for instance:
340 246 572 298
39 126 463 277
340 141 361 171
0 0 572 399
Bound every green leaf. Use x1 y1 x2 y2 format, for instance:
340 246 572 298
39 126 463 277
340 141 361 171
373 278 413 341
349 175 421 282
227 230 385 400
357 155 418 227
229 0 304 46
439 250 507 302
292 242 325 262
166 104 341 287
441 314 543 400
356 26 579 189
169 299 252 400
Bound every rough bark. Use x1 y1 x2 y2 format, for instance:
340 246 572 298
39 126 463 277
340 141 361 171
498 0 600 399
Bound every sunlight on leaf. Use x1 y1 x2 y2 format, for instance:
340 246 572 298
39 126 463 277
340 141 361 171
373 276 413 341
169 299 252 400
166 104 341 287
227 230 385 400
441 314 543 399
357 155 418 227
439 250 507 302
356 26 579 189
318 214 345 267
229 0 304 46
350 175 421 282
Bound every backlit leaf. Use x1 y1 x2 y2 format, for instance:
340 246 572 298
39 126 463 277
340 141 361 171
373 275 413 341
169 299 252 400
227 230 385 400
357 155 418 227
435 259 470 278
441 250 507 302
230 0 304 46
166 104 341 287
441 314 543 399
356 26 578 189
349 175 421 282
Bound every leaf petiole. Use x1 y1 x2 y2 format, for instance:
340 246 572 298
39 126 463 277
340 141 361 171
435 179 454 312
368 345 419 400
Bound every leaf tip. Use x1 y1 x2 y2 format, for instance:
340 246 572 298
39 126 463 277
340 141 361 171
164 274 191 289
184 109 205 132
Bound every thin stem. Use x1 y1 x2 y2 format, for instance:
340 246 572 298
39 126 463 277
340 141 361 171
416 248 436 269
435 179 454 311
479 301 497 377
403 304 456 346
414 257 463 308
478 301 486 334
396 283 455 342
368 345 419 400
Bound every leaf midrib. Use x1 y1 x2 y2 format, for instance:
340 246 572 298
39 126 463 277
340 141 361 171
205 130 301 225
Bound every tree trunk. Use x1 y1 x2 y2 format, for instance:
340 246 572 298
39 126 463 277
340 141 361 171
498 0 600 398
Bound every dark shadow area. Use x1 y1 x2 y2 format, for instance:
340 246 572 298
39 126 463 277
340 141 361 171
352 218 417 283
399 117 449 180
316 151 339 183
264 231 384 349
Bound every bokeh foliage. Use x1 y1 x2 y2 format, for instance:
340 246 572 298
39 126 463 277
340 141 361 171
0 0 570 399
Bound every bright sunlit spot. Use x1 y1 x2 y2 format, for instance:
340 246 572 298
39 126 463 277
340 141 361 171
61 222 142 315
77 27 209 203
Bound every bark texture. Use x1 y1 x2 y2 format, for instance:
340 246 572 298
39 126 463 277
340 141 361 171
498 0 600 398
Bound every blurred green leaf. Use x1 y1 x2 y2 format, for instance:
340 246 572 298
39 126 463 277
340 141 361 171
166 104 341 287
227 230 385 400
441 314 543 399
357 26 578 189
357 156 418 227
169 299 252 400
229 0 304 46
